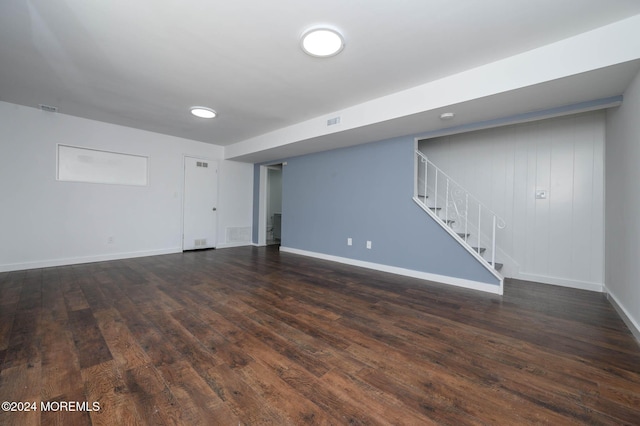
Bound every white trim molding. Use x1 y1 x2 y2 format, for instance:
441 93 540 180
514 272 603 292
0 248 183 273
216 242 253 249
280 246 503 295
604 286 640 344
412 195 504 284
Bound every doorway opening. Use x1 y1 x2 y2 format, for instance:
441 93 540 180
265 164 283 246
257 162 285 246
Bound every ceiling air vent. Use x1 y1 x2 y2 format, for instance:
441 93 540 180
39 104 58 113
327 116 341 126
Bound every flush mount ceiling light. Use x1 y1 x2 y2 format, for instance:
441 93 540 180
301 27 345 57
440 112 455 120
190 106 217 119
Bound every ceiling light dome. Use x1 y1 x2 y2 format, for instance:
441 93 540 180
301 27 345 57
190 106 217 119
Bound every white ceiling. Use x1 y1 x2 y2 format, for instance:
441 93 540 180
2 0 640 159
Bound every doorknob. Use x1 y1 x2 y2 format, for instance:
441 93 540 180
212 207 217 211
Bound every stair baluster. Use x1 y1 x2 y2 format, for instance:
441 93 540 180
415 150 506 276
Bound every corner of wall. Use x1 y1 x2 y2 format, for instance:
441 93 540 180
604 67 640 345
604 285 640 344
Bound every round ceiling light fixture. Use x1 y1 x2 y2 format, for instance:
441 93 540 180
301 27 345 57
190 106 217 119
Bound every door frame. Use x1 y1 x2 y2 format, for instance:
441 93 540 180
182 155 219 250
257 162 285 246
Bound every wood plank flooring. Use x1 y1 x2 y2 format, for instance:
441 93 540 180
1 246 639 425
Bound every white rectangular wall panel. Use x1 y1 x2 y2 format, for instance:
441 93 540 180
57 144 148 186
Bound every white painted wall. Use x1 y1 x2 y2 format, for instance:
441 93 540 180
0 101 253 271
605 70 640 339
419 112 605 290
217 159 254 248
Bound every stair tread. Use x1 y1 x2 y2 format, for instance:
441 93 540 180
492 262 503 271
417 194 502 273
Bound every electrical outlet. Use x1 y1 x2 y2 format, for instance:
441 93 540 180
366 240 372 249
347 237 353 246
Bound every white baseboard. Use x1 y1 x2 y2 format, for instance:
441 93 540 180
279 246 503 295
513 272 603 292
216 242 252 249
604 286 640 344
0 248 182 273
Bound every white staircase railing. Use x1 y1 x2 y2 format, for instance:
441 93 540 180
415 150 506 272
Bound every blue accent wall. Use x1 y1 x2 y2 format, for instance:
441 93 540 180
276 136 499 286
250 99 619 286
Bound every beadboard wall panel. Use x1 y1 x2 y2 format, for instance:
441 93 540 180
419 111 605 289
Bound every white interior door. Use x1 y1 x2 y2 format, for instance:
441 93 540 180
183 157 218 250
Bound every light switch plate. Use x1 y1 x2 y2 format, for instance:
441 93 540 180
535 190 548 199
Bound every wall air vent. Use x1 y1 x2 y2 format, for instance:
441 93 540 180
327 116 341 126
226 227 251 243
39 104 58 113
194 238 207 247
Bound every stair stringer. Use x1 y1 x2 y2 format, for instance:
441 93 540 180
460 219 520 278
413 196 504 289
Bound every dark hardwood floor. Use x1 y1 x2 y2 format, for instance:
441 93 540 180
1 246 639 425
